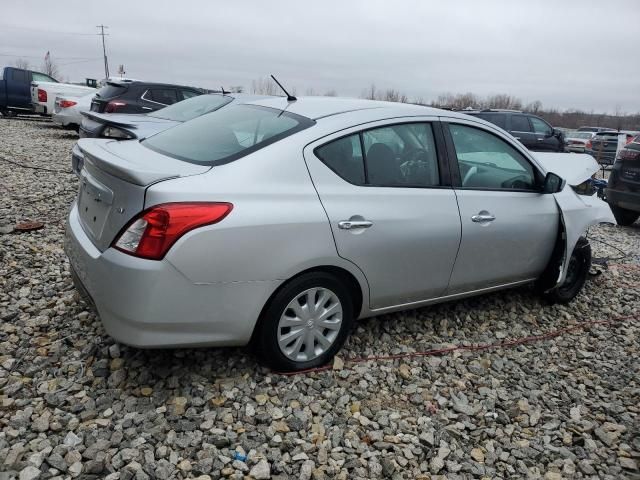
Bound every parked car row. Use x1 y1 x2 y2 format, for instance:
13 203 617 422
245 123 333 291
65 94 617 371
606 134 640 225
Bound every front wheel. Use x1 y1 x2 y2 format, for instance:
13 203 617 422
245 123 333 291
253 272 354 372
544 237 591 304
610 204 639 226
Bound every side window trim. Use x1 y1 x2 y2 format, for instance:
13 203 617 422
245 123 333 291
313 120 451 189
141 89 168 106
442 121 544 192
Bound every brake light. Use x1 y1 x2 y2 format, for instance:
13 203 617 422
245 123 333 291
105 100 127 113
59 100 77 108
37 89 47 102
586 140 592 149
113 202 233 260
618 149 640 161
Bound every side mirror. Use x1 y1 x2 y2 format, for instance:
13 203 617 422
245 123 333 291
543 172 565 193
545 129 554 138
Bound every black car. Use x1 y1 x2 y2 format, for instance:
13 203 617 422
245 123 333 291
89 80 205 114
463 109 564 152
605 135 640 226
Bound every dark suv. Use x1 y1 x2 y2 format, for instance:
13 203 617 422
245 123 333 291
463 109 564 152
89 80 204 114
606 135 640 226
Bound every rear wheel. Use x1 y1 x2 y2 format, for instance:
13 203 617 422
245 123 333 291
253 272 354 372
544 237 591 304
610 204 639 226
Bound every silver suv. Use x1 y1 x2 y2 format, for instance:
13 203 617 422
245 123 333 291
65 97 614 371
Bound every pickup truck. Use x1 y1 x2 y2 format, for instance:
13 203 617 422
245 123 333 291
0 66 57 116
31 80 95 115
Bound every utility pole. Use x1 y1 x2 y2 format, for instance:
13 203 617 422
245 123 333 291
97 25 110 80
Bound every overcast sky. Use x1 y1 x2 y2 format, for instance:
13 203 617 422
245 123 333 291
2 0 638 113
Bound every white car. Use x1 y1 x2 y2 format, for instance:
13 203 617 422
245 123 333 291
31 80 95 116
52 92 95 130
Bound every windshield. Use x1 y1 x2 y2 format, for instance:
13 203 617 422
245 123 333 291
96 83 127 98
147 94 233 122
142 104 315 166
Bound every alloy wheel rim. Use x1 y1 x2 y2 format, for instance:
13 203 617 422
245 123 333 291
277 287 343 362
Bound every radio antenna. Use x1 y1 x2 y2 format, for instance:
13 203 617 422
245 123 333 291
270 74 296 102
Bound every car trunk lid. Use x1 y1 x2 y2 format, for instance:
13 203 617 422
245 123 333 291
76 139 210 251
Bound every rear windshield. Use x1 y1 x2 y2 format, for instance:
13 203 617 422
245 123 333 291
567 132 592 139
147 94 233 122
96 83 127 98
142 104 315 165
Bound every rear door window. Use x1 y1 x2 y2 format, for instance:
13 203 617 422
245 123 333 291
315 123 440 187
149 89 179 105
511 115 532 132
475 113 507 130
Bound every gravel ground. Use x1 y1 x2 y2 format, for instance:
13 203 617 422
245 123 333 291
1 117 639 480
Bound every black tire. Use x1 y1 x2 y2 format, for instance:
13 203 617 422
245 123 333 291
544 237 591 304
610 204 639 226
253 272 354 372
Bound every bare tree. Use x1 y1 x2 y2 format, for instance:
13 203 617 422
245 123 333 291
485 94 522 110
12 58 30 70
250 77 278 96
362 83 377 100
230 85 244 93
525 100 543 114
41 54 60 80
324 89 337 97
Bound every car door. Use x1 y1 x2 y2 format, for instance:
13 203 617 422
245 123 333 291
509 114 536 150
443 120 559 294
529 116 558 152
8 68 31 109
303 120 462 310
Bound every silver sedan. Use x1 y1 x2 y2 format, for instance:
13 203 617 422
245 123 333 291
65 97 614 371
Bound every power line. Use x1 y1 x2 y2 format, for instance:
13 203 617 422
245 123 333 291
0 25 97 36
0 53 96 60
97 25 109 79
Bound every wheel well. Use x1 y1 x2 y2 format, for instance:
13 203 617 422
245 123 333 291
250 266 364 346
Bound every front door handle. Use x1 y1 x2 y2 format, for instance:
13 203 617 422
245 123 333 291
471 213 496 223
338 220 373 230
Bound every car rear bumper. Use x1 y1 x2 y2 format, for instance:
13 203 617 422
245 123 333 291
65 202 279 348
605 188 640 212
52 110 77 127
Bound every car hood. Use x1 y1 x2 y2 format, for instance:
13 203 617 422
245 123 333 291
532 152 598 186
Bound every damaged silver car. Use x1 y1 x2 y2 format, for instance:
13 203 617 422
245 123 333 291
65 97 615 371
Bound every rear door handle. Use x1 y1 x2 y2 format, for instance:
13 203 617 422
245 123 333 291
338 220 373 230
471 214 496 223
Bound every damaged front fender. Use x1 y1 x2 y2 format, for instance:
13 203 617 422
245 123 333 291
533 152 616 288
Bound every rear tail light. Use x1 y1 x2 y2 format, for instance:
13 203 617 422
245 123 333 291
37 89 47 102
617 149 640 161
585 140 592 149
112 202 233 260
105 100 127 113
59 100 77 108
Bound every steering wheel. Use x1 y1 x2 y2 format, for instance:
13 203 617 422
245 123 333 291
502 175 532 190
462 166 478 186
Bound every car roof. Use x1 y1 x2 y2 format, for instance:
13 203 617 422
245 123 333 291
108 80 203 90
243 96 464 121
